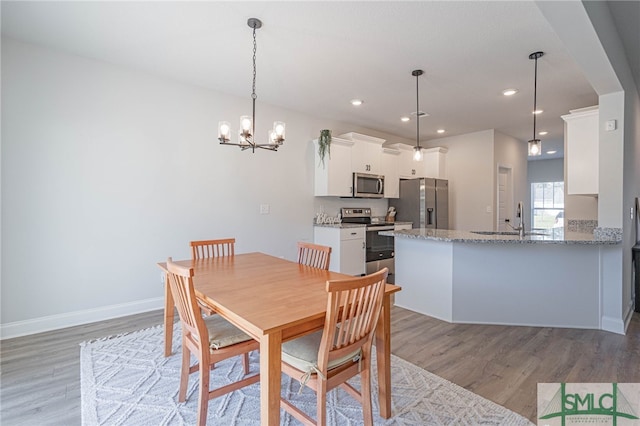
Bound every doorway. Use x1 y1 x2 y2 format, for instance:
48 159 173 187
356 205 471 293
497 166 513 231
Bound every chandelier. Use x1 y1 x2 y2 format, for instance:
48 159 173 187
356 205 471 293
218 18 285 152
528 51 544 156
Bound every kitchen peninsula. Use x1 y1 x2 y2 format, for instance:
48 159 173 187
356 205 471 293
381 228 624 333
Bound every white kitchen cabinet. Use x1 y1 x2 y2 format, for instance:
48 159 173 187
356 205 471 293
398 145 421 179
561 106 599 195
340 132 386 175
313 137 354 197
422 147 448 179
313 226 365 276
381 147 400 198
398 145 447 179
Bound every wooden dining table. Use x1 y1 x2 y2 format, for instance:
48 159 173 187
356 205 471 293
158 252 401 425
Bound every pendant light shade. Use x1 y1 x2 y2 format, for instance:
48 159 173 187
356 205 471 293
412 69 424 162
528 51 544 157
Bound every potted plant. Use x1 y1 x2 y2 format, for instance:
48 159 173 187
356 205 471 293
318 129 331 167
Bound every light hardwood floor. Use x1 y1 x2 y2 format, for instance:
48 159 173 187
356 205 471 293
1 307 639 425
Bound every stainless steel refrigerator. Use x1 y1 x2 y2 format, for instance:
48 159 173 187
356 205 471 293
390 178 449 229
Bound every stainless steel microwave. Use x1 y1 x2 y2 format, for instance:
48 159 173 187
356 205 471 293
353 172 384 198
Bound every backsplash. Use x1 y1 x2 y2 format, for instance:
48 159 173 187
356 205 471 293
593 227 623 241
566 219 598 233
566 219 622 241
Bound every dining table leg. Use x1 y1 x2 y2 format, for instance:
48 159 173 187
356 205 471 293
375 293 392 419
163 274 174 357
260 331 282 426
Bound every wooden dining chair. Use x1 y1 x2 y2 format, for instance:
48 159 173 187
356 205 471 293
297 242 332 270
190 238 235 260
189 238 237 316
279 267 389 426
165 257 260 426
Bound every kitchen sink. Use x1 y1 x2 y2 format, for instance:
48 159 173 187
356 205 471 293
471 231 548 236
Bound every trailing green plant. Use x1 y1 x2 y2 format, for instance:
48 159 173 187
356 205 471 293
318 129 331 167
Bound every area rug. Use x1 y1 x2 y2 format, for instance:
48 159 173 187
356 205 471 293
80 324 534 425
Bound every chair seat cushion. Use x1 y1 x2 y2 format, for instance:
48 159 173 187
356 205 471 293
204 315 253 350
282 330 361 377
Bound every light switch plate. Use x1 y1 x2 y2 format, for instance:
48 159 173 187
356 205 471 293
605 119 617 131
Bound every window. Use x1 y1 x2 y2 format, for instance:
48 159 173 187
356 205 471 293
531 182 564 229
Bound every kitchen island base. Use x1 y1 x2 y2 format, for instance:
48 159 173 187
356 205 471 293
394 237 625 333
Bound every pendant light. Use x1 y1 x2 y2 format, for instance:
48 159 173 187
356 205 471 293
528 51 544 156
412 69 424 161
218 18 285 153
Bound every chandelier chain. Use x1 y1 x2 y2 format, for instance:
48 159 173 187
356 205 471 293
252 26 257 100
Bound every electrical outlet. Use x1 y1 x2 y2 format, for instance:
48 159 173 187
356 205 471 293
260 204 270 215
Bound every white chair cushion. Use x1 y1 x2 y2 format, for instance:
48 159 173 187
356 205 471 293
204 315 253 350
282 330 361 378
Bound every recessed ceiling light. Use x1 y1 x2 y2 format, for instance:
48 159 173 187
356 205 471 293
533 109 543 114
538 131 548 135
350 99 363 106
502 89 518 96
401 117 410 122
437 129 445 134
546 150 557 154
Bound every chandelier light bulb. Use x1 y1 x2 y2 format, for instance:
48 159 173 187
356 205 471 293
218 121 231 141
240 116 252 132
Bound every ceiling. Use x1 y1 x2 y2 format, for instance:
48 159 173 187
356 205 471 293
2 1 605 161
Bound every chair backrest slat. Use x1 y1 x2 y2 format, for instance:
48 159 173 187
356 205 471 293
297 242 331 270
191 238 235 260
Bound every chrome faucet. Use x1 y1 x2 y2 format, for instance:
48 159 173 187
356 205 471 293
506 201 526 237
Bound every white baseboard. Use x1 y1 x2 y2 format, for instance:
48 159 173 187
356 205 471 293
601 314 626 335
0 297 164 340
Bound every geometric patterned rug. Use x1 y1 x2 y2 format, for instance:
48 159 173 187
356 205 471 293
80 323 534 425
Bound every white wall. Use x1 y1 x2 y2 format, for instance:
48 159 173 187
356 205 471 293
0 38 404 337
494 130 528 227
424 130 494 230
527 158 563 183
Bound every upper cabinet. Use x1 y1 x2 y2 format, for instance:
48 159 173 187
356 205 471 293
397 145 448 179
313 131 446 199
313 136 354 197
340 132 386 174
381 147 401 198
562 106 598 196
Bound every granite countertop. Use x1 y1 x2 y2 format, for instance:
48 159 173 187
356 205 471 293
379 228 622 245
313 221 412 229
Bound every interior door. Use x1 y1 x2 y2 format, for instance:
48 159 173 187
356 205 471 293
497 166 513 231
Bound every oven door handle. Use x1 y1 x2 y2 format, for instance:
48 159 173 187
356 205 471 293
366 226 395 231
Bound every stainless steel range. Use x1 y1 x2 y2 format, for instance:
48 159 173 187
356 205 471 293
340 208 396 284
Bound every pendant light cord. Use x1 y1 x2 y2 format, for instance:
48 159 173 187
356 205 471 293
532 55 538 140
416 72 420 149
